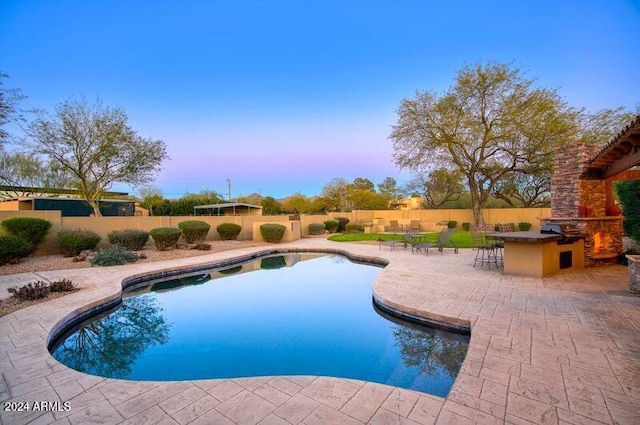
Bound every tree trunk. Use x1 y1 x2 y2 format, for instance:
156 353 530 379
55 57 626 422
468 180 484 225
88 200 102 217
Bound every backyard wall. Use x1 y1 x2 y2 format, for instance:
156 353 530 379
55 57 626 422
0 208 551 256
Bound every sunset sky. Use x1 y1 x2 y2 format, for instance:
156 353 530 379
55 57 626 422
1 0 638 199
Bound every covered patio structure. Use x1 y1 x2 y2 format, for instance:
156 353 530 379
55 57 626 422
193 202 263 216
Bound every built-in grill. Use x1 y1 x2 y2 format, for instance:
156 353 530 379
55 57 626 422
540 223 583 244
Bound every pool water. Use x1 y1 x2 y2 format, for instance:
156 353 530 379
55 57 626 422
50 253 469 397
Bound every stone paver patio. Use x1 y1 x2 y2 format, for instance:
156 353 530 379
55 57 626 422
1 238 638 424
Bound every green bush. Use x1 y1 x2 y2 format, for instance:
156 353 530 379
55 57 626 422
216 223 242 241
107 229 149 250
57 229 101 257
308 223 326 235
1 217 52 253
345 223 364 233
324 220 339 233
447 220 457 229
462 222 471 231
336 217 350 232
91 245 139 266
178 220 211 243
0 235 32 265
260 223 286 243
616 180 640 244
149 227 182 251
7 281 50 300
518 222 532 231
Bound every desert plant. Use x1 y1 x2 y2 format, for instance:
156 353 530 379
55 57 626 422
149 227 182 251
91 245 140 266
462 222 471 231
518 222 532 231
194 243 212 251
107 229 149 250
336 217 350 232
260 223 286 243
178 220 211 243
216 223 242 241
1 217 52 253
616 180 640 244
308 223 326 235
57 229 100 257
447 220 457 229
49 279 76 292
0 235 32 265
8 281 50 300
345 223 364 233
324 220 339 233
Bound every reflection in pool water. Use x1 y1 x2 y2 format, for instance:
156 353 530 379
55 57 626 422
51 253 469 396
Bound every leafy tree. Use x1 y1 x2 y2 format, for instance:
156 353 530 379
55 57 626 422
282 192 311 214
405 168 465 209
390 61 577 224
260 196 282 215
377 176 401 199
155 190 223 216
25 97 168 216
346 188 389 210
321 177 351 211
352 177 375 191
491 165 551 207
137 185 165 216
578 107 637 146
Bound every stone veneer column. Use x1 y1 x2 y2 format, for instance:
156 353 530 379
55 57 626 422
550 142 602 217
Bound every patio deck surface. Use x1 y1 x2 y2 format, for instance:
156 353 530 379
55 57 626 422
0 238 638 424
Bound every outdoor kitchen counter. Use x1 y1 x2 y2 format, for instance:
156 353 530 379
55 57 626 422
488 231 584 277
486 231 564 243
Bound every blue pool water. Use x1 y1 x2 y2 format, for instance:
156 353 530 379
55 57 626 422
50 253 469 396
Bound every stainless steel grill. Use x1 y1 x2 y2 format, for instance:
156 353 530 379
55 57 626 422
540 223 582 244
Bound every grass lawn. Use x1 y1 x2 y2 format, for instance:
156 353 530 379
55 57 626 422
327 231 474 248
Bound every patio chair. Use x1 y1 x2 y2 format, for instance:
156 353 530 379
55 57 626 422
471 230 499 268
387 220 403 233
413 229 459 255
379 231 419 251
408 220 421 232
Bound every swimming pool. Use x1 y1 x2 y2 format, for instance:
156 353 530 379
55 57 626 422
50 252 469 397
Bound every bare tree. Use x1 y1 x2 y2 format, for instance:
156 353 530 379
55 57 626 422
26 98 168 216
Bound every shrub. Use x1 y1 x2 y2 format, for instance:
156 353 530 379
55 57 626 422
50 279 76 292
216 223 242 241
260 223 286 243
91 245 140 266
149 227 182 251
8 281 50 300
57 229 101 257
616 180 640 244
518 222 532 231
336 217 350 232
324 220 339 233
1 217 52 253
107 229 149 250
178 220 211 243
0 235 32 265
308 223 326 235
462 222 471 231
194 243 212 251
447 221 457 229
345 223 364 233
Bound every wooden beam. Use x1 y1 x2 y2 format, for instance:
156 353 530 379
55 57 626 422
602 149 640 179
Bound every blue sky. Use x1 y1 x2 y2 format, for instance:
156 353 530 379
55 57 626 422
1 0 639 199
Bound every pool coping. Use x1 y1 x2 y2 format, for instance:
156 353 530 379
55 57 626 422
1 238 639 424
